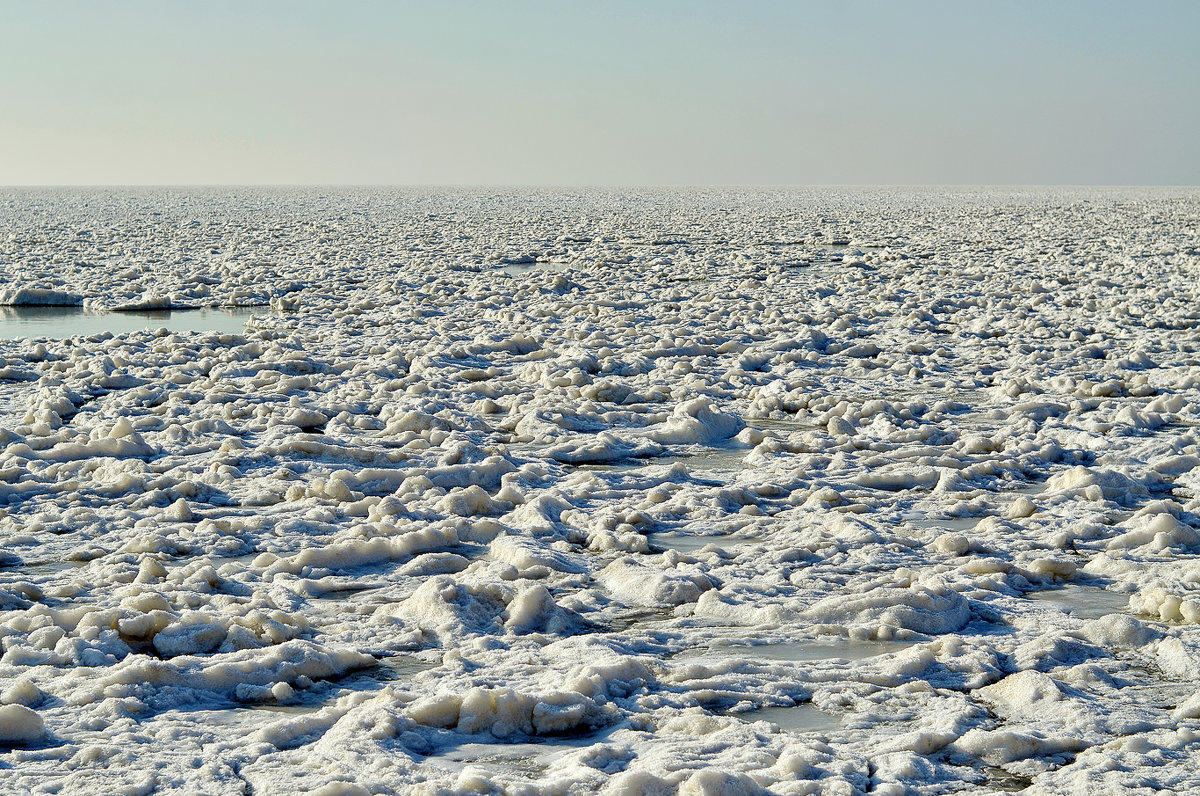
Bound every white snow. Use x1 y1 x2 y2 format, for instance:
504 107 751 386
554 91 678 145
1 186 1199 793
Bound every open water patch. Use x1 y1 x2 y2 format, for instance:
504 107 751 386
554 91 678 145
648 532 761 554
497 260 575 276
1025 584 1132 619
676 636 916 662
653 448 748 473
424 726 618 781
746 418 820 432
904 514 984 532
19 559 90 577
736 703 841 733
571 447 747 475
0 306 263 339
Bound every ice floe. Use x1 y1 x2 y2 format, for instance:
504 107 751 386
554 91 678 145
1 186 1199 793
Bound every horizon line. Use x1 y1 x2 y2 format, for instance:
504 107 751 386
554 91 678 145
2 183 1198 190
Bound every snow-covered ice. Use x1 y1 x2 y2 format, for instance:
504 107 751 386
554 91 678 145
1 186 1200 794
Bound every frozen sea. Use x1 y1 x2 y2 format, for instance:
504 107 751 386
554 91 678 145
1 187 1200 794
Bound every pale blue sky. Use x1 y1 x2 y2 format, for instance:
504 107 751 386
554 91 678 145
2 1 1197 185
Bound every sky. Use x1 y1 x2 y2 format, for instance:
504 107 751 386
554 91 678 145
1 0 1198 186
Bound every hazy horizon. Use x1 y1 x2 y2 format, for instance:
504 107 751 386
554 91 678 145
3 1 1198 187
5 183 1200 190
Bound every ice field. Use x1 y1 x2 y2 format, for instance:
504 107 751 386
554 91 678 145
1 187 1200 794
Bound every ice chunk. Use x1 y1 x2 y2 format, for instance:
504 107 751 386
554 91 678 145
805 583 970 636
599 558 711 607
0 287 82 306
954 727 1084 765
0 678 43 707
646 398 745 444
0 704 44 743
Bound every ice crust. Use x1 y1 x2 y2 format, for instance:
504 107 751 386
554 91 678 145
2 187 1200 793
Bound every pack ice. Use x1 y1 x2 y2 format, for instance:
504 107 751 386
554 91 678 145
1 187 1200 795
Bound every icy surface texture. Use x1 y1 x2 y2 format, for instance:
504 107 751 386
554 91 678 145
1 187 1200 794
